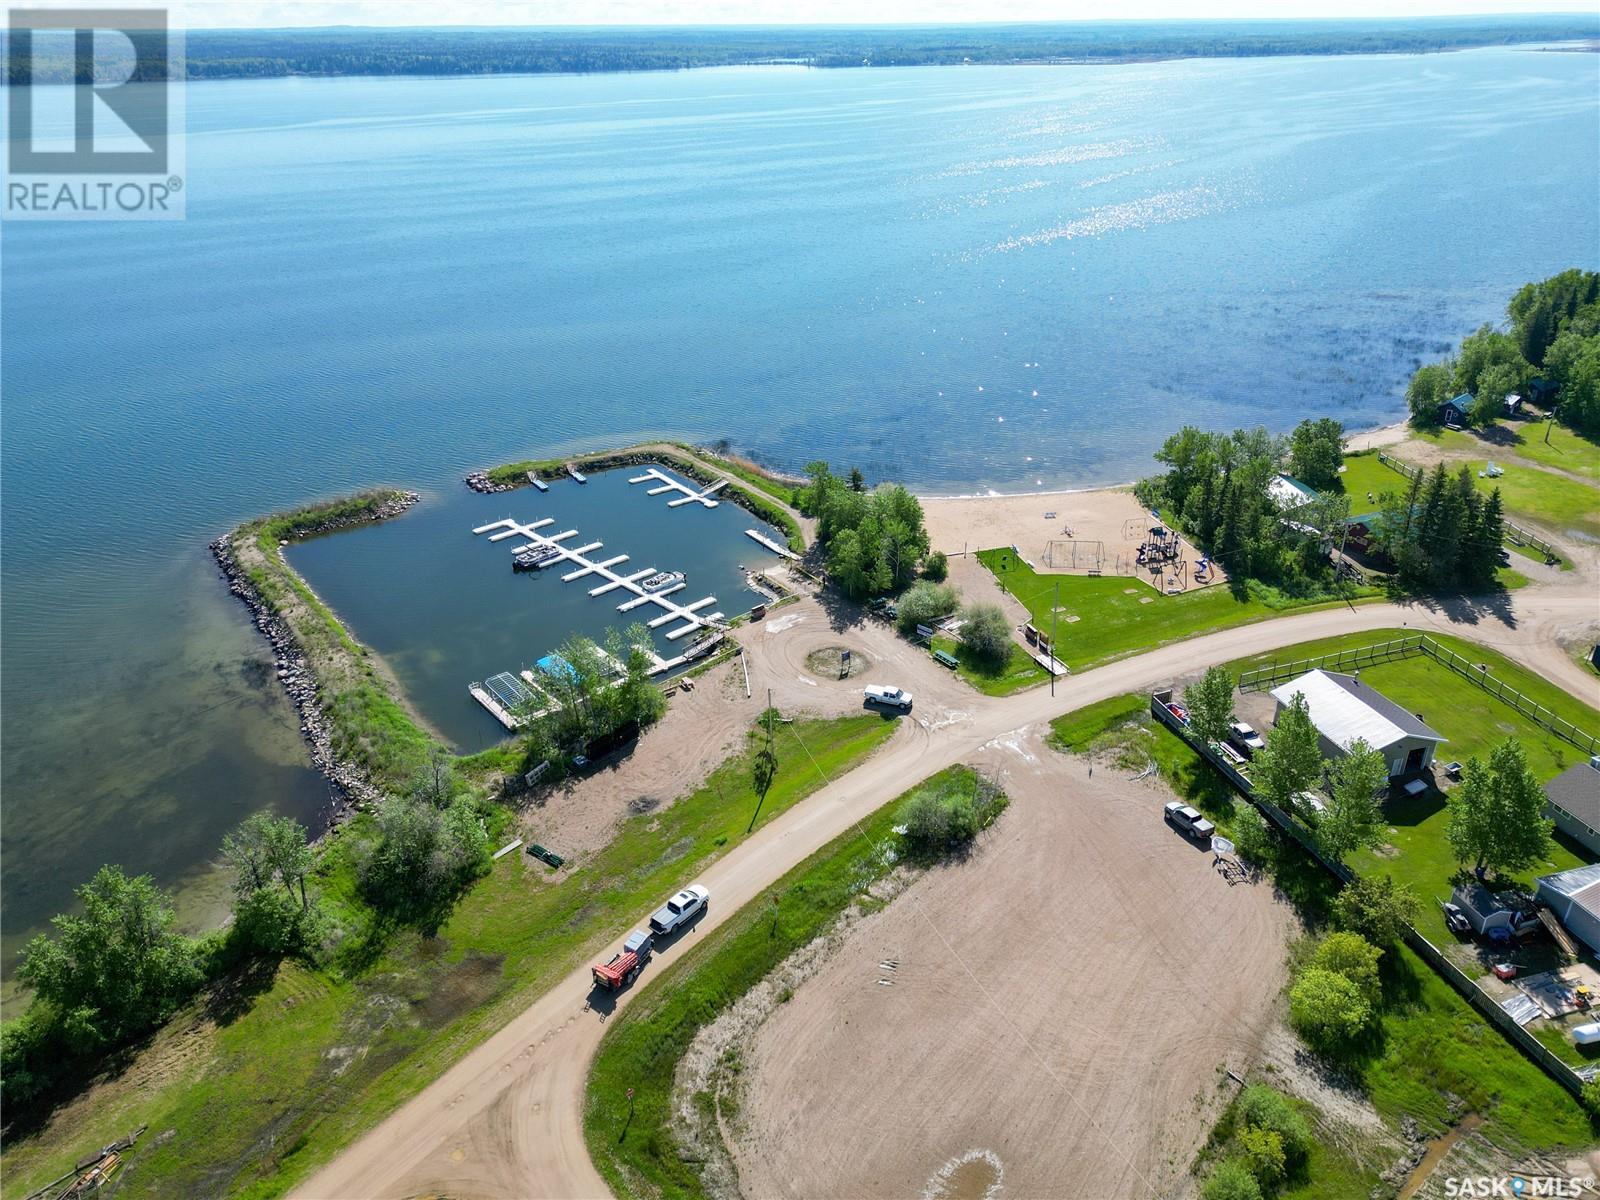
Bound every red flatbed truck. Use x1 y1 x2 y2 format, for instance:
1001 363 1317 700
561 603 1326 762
592 930 653 991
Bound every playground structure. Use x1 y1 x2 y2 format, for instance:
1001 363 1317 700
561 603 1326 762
1039 517 1223 593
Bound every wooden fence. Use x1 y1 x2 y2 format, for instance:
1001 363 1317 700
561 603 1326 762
1237 634 1598 756
1148 691 1586 1099
1375 451 1561 564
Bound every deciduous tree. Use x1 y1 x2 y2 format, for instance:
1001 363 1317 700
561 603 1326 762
1184 666 1236 748
1254 693 1323 811
1446 738 1554 877
1317 738 1387 862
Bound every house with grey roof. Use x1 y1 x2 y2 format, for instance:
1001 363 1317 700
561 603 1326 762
1269 669 1446 779
1544 758 1600 858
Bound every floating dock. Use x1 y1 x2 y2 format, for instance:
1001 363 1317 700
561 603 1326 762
473 516 727 643
744 528 800 560
565 463 588 484
527 472 548 492
470 671 538 730
629 467 726 509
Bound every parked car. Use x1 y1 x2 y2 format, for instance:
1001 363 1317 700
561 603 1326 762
649 884 709 937
1293 791 1327 819
863 685 913 712
1228 721 1266 756
1573 1023 1600 1046
1163 801 1216 841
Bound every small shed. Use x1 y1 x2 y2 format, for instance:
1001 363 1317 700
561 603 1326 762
1440 393 1473 428
1545 758 1600 858
1269 669 1446 778
1537 864 1600 958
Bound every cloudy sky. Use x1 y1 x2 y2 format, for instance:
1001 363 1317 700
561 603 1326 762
161 1 1600 27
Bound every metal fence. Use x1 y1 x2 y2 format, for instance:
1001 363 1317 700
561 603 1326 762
1148 691 1585 1099
1237 634 1598 756
1375 452 1561 563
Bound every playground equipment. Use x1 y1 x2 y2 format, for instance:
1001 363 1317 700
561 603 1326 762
1044 539 1105 572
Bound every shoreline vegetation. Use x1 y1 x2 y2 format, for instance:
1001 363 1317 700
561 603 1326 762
9 17 1598 83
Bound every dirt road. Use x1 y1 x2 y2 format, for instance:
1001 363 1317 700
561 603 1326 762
294 582 1598 1200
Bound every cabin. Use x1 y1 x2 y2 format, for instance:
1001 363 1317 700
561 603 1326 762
1528 376 1559 406
1267 473 1318 511
1544 758 1600 858
1269 669 1446 778
1439 393 1473 428
1504 393 1524 417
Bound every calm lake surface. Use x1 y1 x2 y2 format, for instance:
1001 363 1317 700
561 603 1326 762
3 49 1596 957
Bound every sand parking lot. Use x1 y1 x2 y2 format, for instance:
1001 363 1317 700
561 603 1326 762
732 730 1294 1200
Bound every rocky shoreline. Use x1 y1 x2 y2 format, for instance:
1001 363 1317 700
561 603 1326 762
210 490 420 821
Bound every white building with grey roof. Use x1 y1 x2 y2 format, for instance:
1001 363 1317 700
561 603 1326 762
1268 669 1446 779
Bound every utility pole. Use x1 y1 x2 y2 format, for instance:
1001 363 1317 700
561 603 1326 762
1050 579 1059 698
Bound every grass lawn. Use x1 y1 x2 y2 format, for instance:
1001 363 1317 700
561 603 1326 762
929 633 1048 696
2 714 896 1200
977 548 1368 674
585 765 991 1200
1417 423 1600 483
1336 450 1406 511
1227 631 1599 945
1052 695 1593 1155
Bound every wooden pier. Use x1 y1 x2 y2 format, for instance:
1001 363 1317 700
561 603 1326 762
628 467 726 509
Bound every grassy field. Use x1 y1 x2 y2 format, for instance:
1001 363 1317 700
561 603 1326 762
1417 423 1600 483
1050 697 1593 1155
1336 450 1406 511
1229 630 1598 945
1192 1085 1384 1199
977 548 1370 674
929 633 1049 696
2 714 897 1200
585 765 991 1200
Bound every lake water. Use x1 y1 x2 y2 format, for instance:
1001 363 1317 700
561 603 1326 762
286 467 780 750
3 49 1596 958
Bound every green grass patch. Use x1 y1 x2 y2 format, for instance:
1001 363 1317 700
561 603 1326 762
929 634 1047 696
585 764 993 1200
1229 630 1598 943
1049 692 1591 1155
1 714 896 1200
1335 450 1405 512
978 549 1372 674
1417 423 1600 483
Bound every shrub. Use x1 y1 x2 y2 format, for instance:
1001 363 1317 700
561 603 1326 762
1202 1159 1263 1200
1238 1124 1286 1191
1583 1077 1600 1117
898 775 1005 859
1310 931 1383 1004
957 602 1013 668
1332 874 1419 947
1232 807 1273 865
895 580 959 635
1236 1085 1311 1170
922 550 949 581
1289 966 1373 1054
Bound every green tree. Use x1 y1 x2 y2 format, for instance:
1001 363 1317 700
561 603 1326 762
1238 1125 1286 1192
1184 666 1236 748
1508 269 1600 366
895 580 959 635
1405 361 1456 428
1202 1159 1263 1200
1333 875 1419 946
360 793 490 923
1288 966 1373 1053
1311 931 1383 1004
1232 807 1273 865
410 745 457 810
1317 738 1387 862
847 466 866 492
1454 324 1530 408
1254 693 1323 811
1236 1085 1312 1170
16 867 202 1052
1472 361 1521 425
1287 417 1344 490
922 549 949 582
1446 739 1555 877
957 602 1013 668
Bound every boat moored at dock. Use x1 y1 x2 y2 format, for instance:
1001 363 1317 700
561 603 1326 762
640 570 685 593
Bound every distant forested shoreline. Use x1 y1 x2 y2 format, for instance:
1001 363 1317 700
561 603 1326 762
6 16 1598 84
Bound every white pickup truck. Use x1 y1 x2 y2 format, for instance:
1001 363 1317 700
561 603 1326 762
649 883 709 937
863 684 913 712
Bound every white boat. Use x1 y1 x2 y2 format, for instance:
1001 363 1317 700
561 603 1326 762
527 472 549 492
513 545 559 571
640 570 685 592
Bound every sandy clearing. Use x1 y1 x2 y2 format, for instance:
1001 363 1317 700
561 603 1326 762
731 730 1294 1200
295 575 1599 1200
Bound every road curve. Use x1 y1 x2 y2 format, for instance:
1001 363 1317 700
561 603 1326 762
295 584 1598 1200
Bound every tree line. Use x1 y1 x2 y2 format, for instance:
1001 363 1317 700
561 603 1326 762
11 17 1597 83
1406 269 1600 436
1372 461 1505 591
1136 420 1351 595
799 462 932 600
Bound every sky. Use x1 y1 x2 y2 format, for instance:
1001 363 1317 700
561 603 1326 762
154 1 1600 28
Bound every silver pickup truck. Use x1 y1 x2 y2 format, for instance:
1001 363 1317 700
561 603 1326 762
649 883 709 937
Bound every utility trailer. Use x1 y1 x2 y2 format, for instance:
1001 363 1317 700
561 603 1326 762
592 930 653 991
